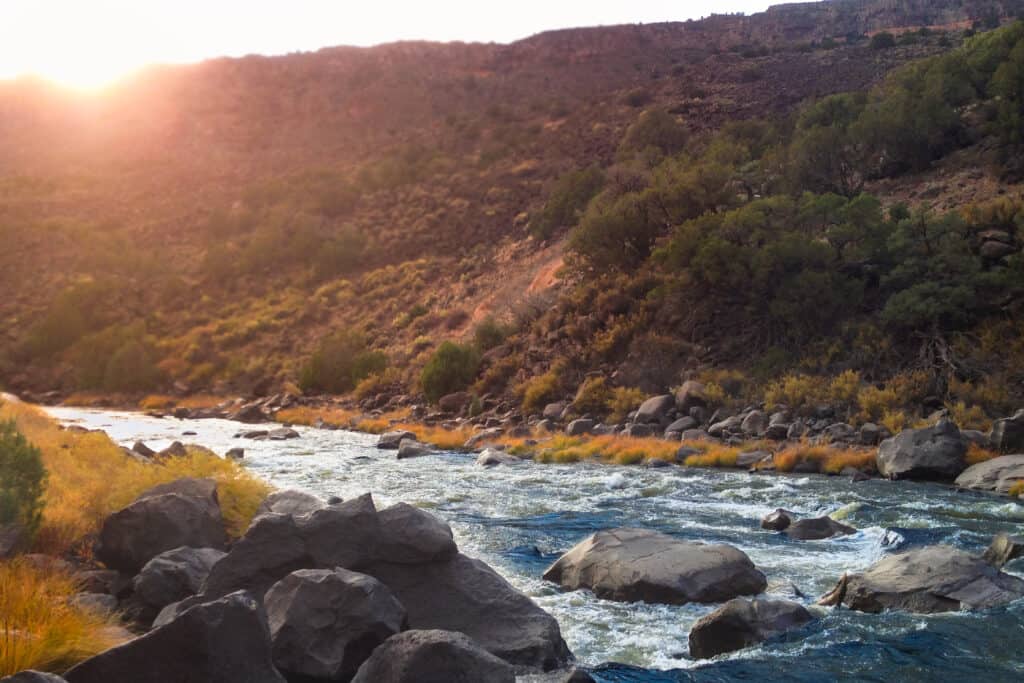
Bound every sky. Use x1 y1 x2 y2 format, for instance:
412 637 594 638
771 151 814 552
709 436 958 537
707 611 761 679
0 0 775 89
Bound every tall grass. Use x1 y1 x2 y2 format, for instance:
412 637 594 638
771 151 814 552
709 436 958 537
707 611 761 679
532 435 679 465
0 399 270 556
0 560 127 676
965 442 1000 466
771 443 876 474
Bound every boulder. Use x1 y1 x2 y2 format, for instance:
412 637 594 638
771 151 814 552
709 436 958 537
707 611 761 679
543 528 766 605
784 517 856 541
565 419 595 436
634 395 675 424
1 673 68 683
990 410 1024 452
397 440 433 459
156 441 188 459
688 598 814 659
760 509 794 531
133 546 227 615
681 429 711 441
351 630 514 683
465 427 504 449
438 392 472 415
818 545 1024 613
75 569 121 595
708 416 742 438
64 591 285 683
983 533 1024 569
228 402 268 424
955 454 1024 494
736 450 770 468
256 489 326 517
132 441 156 457
876 420 967 481
225 448 245 460
822 423 857 444
364 553 571 671
265 568 407 682
476 449 521 467
95 478 227 573
0 523 23 559
267 428 299 441
859 423 887 446
543 402 567 420
740 411 767 436
559 669 597 683
666 416 698 434
675 381 707 413
378 431 417 449
765 422 790 441
622 423 656 438
375 502 457 565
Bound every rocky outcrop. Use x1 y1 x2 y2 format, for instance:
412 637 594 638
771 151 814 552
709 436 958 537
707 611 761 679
990 410 1024 452
876 420 967 481
133 546 226 619
688 598 814 659
351 630 514 683
378 431 417 449
543 528 766 605
95 478 227 573
256 489 327 517
265 568 407 681
64 591 285 683
818 545 1024 613
955 454 1024 494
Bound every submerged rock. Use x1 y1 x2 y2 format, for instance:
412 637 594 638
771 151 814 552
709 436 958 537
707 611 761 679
543 528 766 605
688 598 814 659
351 630 515 683
397 440 433 459
876 420 966 481
784 517 856 541
818 545 1024 613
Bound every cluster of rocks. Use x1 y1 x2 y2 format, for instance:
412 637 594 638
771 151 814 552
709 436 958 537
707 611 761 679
3 478 575 682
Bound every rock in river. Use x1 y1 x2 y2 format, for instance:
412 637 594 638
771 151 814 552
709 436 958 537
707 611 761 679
876 419 966 481
688 597 814 659
818 544 1024 613
955 454 1024 494
351 630 514 683
543 528 766 605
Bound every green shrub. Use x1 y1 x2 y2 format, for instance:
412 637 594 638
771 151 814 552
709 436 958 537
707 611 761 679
618 109 689 160
420 342 481 403
529 166 606 240
299 332 388 394
870 32 896 50
72 323 163 393
473 316 512 351
0 419 47 542
573 377 613 416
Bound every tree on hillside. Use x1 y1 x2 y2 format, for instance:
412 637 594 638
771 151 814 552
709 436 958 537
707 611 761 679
0 419 47 545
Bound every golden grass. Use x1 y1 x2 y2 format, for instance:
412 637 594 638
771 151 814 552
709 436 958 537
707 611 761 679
531 435 679 466
0 559 128 676
276 406 413 435
1009 480 1024 497
682 443 741 468
966 442 1001 466
391 423 477 451
138 394 228 411
0 399 270 556
771 442 876 475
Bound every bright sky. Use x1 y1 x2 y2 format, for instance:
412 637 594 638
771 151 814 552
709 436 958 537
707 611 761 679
0 0 774 89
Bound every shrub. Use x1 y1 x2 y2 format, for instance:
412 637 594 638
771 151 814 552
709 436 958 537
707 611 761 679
573 377 614 416
473 316 512 351
764 374 829 411
870 32 896 50
857 385 901 422
618 109 690 159
520 369 564 414
829 370 862 405
608 387 646 423
420 342 481 403
529 166 606 240
72 323 163 393
0 419 47 542
299 332 387 394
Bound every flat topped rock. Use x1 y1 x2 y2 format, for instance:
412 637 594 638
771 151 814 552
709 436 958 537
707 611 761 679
543 528 766 605
876 420 966 481
955 455 1024 494
819 544 1024 613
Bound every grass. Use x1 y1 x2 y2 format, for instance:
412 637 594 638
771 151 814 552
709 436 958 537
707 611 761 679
531 435 679 465
0 398 270 556
391 423 478 450
0 559 128 676
276 406 412 435
770 442 876 475
682 443 741 468
138 394 228 411
1009 481 1024 497
965 442 1001 466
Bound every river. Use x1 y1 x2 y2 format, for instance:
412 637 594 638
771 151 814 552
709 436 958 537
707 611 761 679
46 407 1024 682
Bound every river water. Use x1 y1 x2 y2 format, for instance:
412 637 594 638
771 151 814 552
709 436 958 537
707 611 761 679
46 407 1024 682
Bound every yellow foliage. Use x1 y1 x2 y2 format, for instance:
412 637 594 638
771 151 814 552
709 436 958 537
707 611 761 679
275 406 359 429
703 382 727 407
607 387 645 423
1009 481 1024 497
965 442 1001 466
519 370 563 414
772 443 875 475
828 370 862 405
880 409 908 434
139 395 227 411
682 443 740 468
947 401 991 432
390 423 477 451
0 559 128 676
0 400 269 556
858 385 901 422
532 434 678 466
573 377 613 416
764 374 828 410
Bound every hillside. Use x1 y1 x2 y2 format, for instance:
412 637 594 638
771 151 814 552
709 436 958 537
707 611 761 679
1 0 1023 431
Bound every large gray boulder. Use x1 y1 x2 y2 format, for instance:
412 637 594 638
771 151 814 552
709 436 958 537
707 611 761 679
784 517 856 541
265 568 407 682
476 449 522 467
955 455 1024 494
543 528 766 605
378 431 417 450
375 502 457 565
64 591 285 683
990 409 1024 452
565 419 595 437
675 381 708 413
133 546 226 617
256 489 326 517
688 598 814 659
876 420 967 481
818 545 1024 613
364 553 570 671
397 440 433 459
740 411 767 436
634 395 675 424
202 494 381 599
351 630 514 683
95 478 227 573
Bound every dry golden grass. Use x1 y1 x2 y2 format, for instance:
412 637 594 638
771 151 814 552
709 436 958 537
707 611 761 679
138 394 228 411
0 559 128 676
531 434 679 465
966 442 1001 466
682 442 741 468
390 423 477 450
771 442 876 475
1009 480 1024 497
276 406 412 435
0 399 270 556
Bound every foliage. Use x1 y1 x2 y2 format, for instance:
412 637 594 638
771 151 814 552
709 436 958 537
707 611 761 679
573 376 614 416
520 366 565 414
529 165 606 240
299 332 388 394
0 419 47 542
72 323 164 393
472 316 512 352
0 559 127 676
607 387 646 423
420 341 481 403
870 32 897 50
